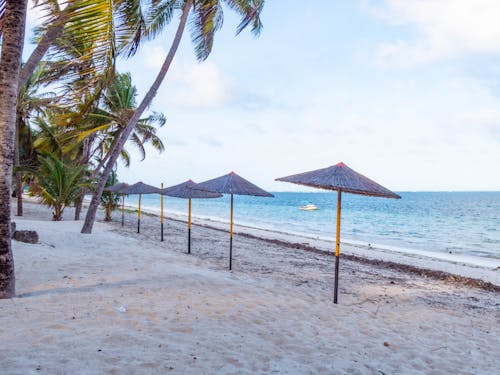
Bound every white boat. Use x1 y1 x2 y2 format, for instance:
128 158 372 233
299 203 319 211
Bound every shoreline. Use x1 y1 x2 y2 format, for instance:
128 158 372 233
110 200 500 286
132 192 500 267
166 215 500 293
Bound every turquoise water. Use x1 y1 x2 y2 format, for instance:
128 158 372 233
128 192 500 262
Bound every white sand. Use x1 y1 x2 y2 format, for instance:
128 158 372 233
1 201 499 374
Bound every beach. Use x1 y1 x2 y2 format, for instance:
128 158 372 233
1 200 499 374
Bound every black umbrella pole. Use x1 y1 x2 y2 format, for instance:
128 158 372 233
334 255 340 303
188 198 192 254
229 236 233 270
160 183 164 242
121 194 125 227
137 194 142 233
229 194 233 271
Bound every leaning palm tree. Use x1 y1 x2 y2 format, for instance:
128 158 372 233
29 153 88 221
0 0 28 298
82 0 266 233
71 72 165 219
79 72 166 170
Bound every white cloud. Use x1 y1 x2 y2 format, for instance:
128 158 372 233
162 59 233 108
458 108 500 125
372 0 500 66
141 45 167 69
128 44 234 108
27 1 45 26
457 108 500 139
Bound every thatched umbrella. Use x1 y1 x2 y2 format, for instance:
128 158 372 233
276 162 400 303
160 180 222 253
194 172 273 270
104 182 129 227
122 182 162 233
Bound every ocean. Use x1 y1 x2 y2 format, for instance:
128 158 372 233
128 191 500 265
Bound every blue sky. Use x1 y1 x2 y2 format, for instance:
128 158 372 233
25 1 500 191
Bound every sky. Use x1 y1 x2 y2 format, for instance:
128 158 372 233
24 0 500 192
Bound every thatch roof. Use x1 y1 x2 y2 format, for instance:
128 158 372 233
276 162 401 199
194 172 273 197
159 180 222 199
104 182 129 193
122 181 161 195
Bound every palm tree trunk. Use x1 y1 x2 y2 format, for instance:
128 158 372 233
81 0 193 234
90 127 125 180
18 14 65 88
74 138 91 220
53 204 63 221
76 128 124 220
14 113 22 216
0 0 28 299
15 7 66 220
74 195 83 220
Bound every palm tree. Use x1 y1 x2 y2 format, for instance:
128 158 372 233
18 0 65 87
81 0 265 233
0 0 28 298
79 72 166 169
29 153 88 221
25 0 154 102
101 169 120 221
72 72 166 219
14 62 58 216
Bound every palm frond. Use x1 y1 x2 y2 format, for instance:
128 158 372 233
30 152 87 219
33 0 117 100
144 0 179 41
129 132 146 160
189 0 223 61
115 0 147 57
224 0 264 35
119 148 131 167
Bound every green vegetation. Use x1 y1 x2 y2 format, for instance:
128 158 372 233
29 153 88 221
0 0 266 297
101 170 121 222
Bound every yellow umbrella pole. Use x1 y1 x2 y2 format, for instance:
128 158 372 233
121 193 125 227
160 183 164 242
188 198 192 254
229 193 234 270
137 193 142 233
334 190 342 304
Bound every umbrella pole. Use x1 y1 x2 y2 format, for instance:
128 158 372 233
160 183 164 242
121 193 124 227
229 193 233 270
160 182 163 242
137 194 142 233
188 198 192 254
334 190 342 304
